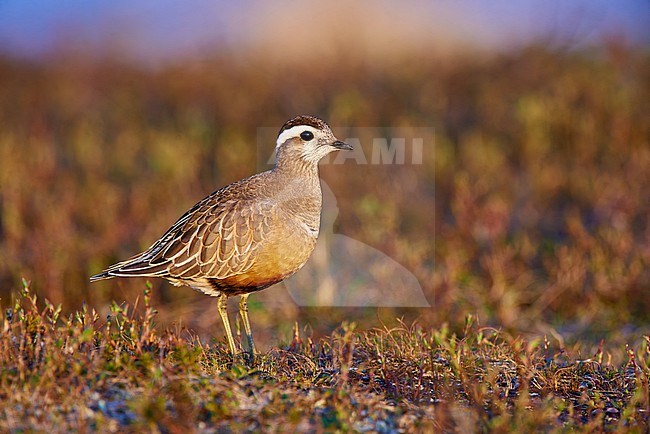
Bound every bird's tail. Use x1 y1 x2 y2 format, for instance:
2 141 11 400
89 271 110 282
90 256 170 282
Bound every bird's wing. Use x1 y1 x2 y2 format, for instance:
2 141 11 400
166 197 274 279
93 191 275 281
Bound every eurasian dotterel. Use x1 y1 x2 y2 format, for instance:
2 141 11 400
90 115 352 354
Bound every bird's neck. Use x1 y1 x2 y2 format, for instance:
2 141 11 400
274 149 320 180
270 151 322 207
269 160 323 218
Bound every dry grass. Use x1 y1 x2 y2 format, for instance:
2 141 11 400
1 283 648 432
0 43 649 430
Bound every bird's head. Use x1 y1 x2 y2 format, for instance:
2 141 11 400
275 115 352 166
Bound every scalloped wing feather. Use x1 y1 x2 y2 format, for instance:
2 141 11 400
93 175 277 282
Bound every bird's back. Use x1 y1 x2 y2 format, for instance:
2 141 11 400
90 168 323 297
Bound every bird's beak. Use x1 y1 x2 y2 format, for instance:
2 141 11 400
332 140 353 150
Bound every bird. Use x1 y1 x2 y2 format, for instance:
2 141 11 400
90 115 352 355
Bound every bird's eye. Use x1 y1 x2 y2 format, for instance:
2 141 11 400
300 131 314 141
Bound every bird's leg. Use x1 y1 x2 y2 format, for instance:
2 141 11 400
238 294 257 355
217 294 237 355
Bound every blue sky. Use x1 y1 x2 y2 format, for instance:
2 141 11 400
0 0 647 63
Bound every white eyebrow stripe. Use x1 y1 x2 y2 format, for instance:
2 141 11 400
275 125 319 149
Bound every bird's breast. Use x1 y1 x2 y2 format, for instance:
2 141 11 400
214 226 318 292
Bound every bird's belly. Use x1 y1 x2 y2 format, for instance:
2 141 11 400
215 229 317 292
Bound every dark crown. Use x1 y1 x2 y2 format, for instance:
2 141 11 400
278 115 328 135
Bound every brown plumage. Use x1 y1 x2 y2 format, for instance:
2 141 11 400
90 115 352 354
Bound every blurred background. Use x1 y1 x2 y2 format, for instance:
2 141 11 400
0 1 648 349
